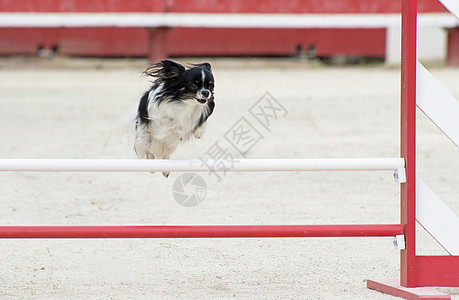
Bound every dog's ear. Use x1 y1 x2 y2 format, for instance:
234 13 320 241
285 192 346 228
144 60 185 80
193 62 212 72
160 60 186 77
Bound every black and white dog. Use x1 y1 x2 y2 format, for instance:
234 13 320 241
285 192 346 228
134 60 215 177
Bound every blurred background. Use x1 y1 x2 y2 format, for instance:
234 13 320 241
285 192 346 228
0 0 457 65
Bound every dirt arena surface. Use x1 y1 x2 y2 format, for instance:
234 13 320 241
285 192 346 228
0 57 457 299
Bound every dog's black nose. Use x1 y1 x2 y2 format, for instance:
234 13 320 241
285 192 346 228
201 90 209 97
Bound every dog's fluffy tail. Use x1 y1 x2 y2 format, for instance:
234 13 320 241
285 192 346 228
102 104 138 156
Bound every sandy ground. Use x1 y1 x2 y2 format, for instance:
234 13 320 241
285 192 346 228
0 57 457 299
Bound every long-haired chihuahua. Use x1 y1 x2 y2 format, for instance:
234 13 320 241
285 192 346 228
134 60 215 177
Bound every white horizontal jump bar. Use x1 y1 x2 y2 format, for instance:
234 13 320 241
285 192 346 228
0 13 456 28
0 158 404 172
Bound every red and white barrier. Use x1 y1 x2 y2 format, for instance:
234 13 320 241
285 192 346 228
0 11 457 63
368 0 459 298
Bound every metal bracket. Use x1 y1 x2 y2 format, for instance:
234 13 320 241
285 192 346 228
393 168 406 183
393 234 406 250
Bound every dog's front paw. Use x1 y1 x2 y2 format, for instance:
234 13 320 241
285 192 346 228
193 125 206 139
175 131 184 141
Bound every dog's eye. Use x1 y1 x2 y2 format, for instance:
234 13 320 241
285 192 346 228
190 83 198 90
208 83 214 91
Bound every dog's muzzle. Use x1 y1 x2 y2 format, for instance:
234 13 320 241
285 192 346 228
197 89 212 103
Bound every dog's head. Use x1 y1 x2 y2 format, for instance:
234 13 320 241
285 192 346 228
144 60 214 105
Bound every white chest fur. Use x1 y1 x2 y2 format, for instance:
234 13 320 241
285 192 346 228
147 91 209 144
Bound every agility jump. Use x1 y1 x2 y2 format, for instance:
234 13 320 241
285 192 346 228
0 0 458 299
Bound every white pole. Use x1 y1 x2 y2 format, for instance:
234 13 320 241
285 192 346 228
0 158 404 172
0 13 456 29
